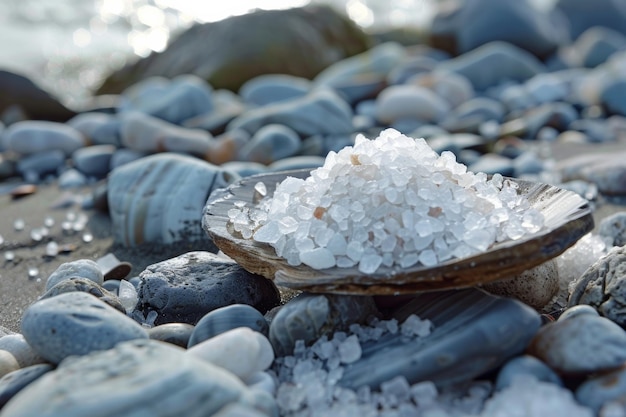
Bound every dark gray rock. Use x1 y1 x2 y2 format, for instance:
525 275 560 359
599 212 626 247
438 42 546 91
72 145 116 178
40 277 126 314
136 252 281 326
495 355 563 391
0 364 54 409
188 304 269 348
0 339 276 417
238 124 301 164
147 323 195 348
528 312 626 374
21 292 148 364
339 289 541 389
601 79 626 117
568 245 626 325
239 74 311 106
96 5 371 94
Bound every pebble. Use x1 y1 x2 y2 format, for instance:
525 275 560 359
410 71 474 109
558 304 599 321
598 211 626 247
67 112 121 146
20 291 148 364
147 323 195 348
0 351 19 379
556 0 626 39
269 293 379 357
107 153 237 246
239 74 311 106
438 41 546 91
228 89 354 136
468 153 515 176
187 327 275 382
57 168 87 188
0 339 276 417
71 145 116 178
136 251 280 326
238 124 301 164
183 90 246 133
39 277 127 314
0 334 45 368
576 365 626 414
108 148 147 171
0 364 54 409
374 85 450 124
579 153 626 194
448 97 506 125
2 120 85 156
119 111 213 157
45 259 104 291
188 304 269 348
574 27 626 68
220 161 268 177
568 245 626 326
495 355 563 391
481 260 559 309
528 312 626 375
16 150 65 181
601 79 626 117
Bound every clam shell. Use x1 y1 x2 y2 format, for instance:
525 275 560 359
202 169 593 295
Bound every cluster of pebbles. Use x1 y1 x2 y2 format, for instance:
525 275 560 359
1 1 626 416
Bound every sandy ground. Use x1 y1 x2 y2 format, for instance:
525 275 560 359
0 141 624 333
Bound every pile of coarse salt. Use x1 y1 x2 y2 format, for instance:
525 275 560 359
228 129 544 274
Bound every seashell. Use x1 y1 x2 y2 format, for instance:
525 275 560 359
203 169 593 295
188 304 269 348
268 293 379 356
108 153 238 246
338 288 541 389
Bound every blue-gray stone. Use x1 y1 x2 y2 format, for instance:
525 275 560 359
188 304 269 348
300 134 355 157
228 89 354 136
525 73 569 104
0 339 276 417
16 150 65 180
578 152 626 195
108 148 148 171
410 125 449 140
72 144 116 178
147 323 195 348
576 365 626 413
266 155 325 172
2 120 85 156
558 305 599 321
0 334 44 368
387 55 438 85
120 75 213 125
496 355 562 391
469 154 515 176
136 252 280 326
220 161 268 178
598 211 626 247
513 151 544 176
182 90 246 133
529 312 626 374
427 133 487 156
239 74 311 106
21 292 148 364
569 118 613 143
67 112 121 146
438 42 546 91
102 279 121 294
0 364 54 409
449 97 506 124
601 79 626 117
555 0 626 39
340 289 541 389
46 259 104 291
40 277 126 314
375 85 450 124
411 71 474 109
269 293 379 356
238 124 301 164
58 168 87 189
354 99 377 119
575 27 626 68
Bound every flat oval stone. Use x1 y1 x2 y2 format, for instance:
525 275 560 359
576 365 626 413
495 355 562 391
2 120 85 156
148 323 195 348
0 334 45 368
45 259 104 291
239 74 311 106
40 277 126 314
136 251 280 326
67 112 121 146
568 245 626 325
238 124 301 164
16 150 65 180
0 351 19 379
528 313 626 375
20 292 148 364
0 339 276 417
187 327 274 382
339 289 541 389
410 71 474 109
0 364 54 409
375 84 450 124
58 168 87 189
71 145 116 178
188 304 269 348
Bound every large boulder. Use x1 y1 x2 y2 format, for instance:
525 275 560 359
96 6 371 94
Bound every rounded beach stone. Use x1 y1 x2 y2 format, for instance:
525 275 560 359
438 41 546 91
601 79 626 117
468 153 515 176
576 365 626 413
0 334 45 368
598 212 626 247
71 145 116 178
238 124 301 164
0 364 54 409
16 150 65 180
109 148 147 171
188 304 269 348
147 323 195 348
40 277 126 314
187 327 274 382
20 291 148 364
374 84 449 124
495 355 563 391
67 112 121 146
266 155 325 172
0 351 19 379
45 259 104 291
568 245 626 325
239 74 311 106
410 71 474 109
528 313 626 375
2 121 85 156
119 111 213 157
481 260 559 309
574 27 626 68
58 168 87 189
136 252 280 326
0 339 277 417
558 305 599 321
555 0 626 39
